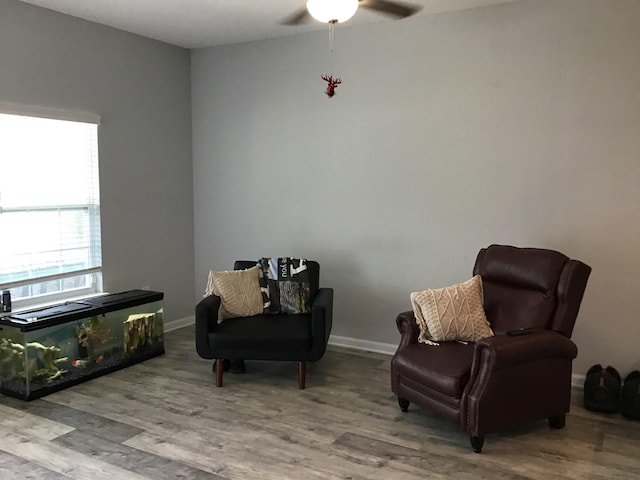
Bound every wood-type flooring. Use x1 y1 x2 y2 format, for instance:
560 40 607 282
1 324 639 479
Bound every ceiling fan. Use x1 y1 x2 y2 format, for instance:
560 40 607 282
282 0 422 26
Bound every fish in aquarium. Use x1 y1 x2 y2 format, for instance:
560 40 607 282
71 359 90 368
71 354 104 368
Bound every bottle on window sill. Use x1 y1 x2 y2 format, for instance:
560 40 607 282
1 290 11 313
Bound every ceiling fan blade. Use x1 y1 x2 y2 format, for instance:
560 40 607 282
358 0 421 18
281 7 312 26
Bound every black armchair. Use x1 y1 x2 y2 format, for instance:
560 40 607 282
196 260 333 389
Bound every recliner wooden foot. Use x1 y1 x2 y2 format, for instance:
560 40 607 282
470 435 484 453
398 397 409 412
549 414 566 429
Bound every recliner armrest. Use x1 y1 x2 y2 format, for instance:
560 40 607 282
465 329 578 436
195 295 221 359
395 311 420 350
473 330 577 371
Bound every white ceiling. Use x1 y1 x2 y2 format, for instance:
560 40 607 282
19 0 517 49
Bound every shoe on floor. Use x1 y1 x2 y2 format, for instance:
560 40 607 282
583 364 621 413
229 359 246 374
622 370 640 421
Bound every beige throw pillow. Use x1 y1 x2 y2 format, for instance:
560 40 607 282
410 275 493 345
204 266 264 323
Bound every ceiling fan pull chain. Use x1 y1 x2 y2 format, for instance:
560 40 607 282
321 20 342 98
329 20 335 75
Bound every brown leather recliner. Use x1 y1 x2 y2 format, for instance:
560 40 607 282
390 245 591 453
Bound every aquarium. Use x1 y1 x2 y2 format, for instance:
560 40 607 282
0 290 164 401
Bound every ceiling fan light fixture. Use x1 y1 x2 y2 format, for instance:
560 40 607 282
306 0 359 24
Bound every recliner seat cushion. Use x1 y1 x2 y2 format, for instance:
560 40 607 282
393 342 474 399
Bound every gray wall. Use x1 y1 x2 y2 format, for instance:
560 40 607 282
192 0 640 375
0 0 194 322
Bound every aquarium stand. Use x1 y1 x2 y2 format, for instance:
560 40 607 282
0 290 164 401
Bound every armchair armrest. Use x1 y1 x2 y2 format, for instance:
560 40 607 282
309 287 333 361
395 311 420 351
473 330 577 372
195 295 221 359
464 330 578 435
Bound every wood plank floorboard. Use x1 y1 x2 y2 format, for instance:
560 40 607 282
1 324 640 479
0 450 72 480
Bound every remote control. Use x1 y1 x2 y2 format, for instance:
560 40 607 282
506 327 534 336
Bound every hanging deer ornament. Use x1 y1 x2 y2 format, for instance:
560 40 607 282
321 74 342 98
319 20 343 99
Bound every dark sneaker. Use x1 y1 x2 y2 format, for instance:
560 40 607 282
583 364 621 413
229 359 246 374
622 370 640 421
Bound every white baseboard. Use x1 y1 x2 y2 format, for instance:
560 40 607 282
165 314 195 332
328 335 397 355
572 373 585 389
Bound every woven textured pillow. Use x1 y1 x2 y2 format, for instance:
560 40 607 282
204 266 264 323
410 275 493 345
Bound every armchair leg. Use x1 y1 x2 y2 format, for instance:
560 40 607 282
549 414 566 429
213 359 231 372
470 435 484 453
298 361 306 389
215 359 224 387
398 397 410 412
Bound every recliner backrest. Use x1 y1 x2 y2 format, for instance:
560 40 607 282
473 245 570 335
235 259 320 302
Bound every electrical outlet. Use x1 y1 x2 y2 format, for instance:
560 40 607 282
141 285 150 290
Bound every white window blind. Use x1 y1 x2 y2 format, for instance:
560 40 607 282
0 110 103 307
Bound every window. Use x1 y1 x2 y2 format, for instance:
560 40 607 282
0 105 103 309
